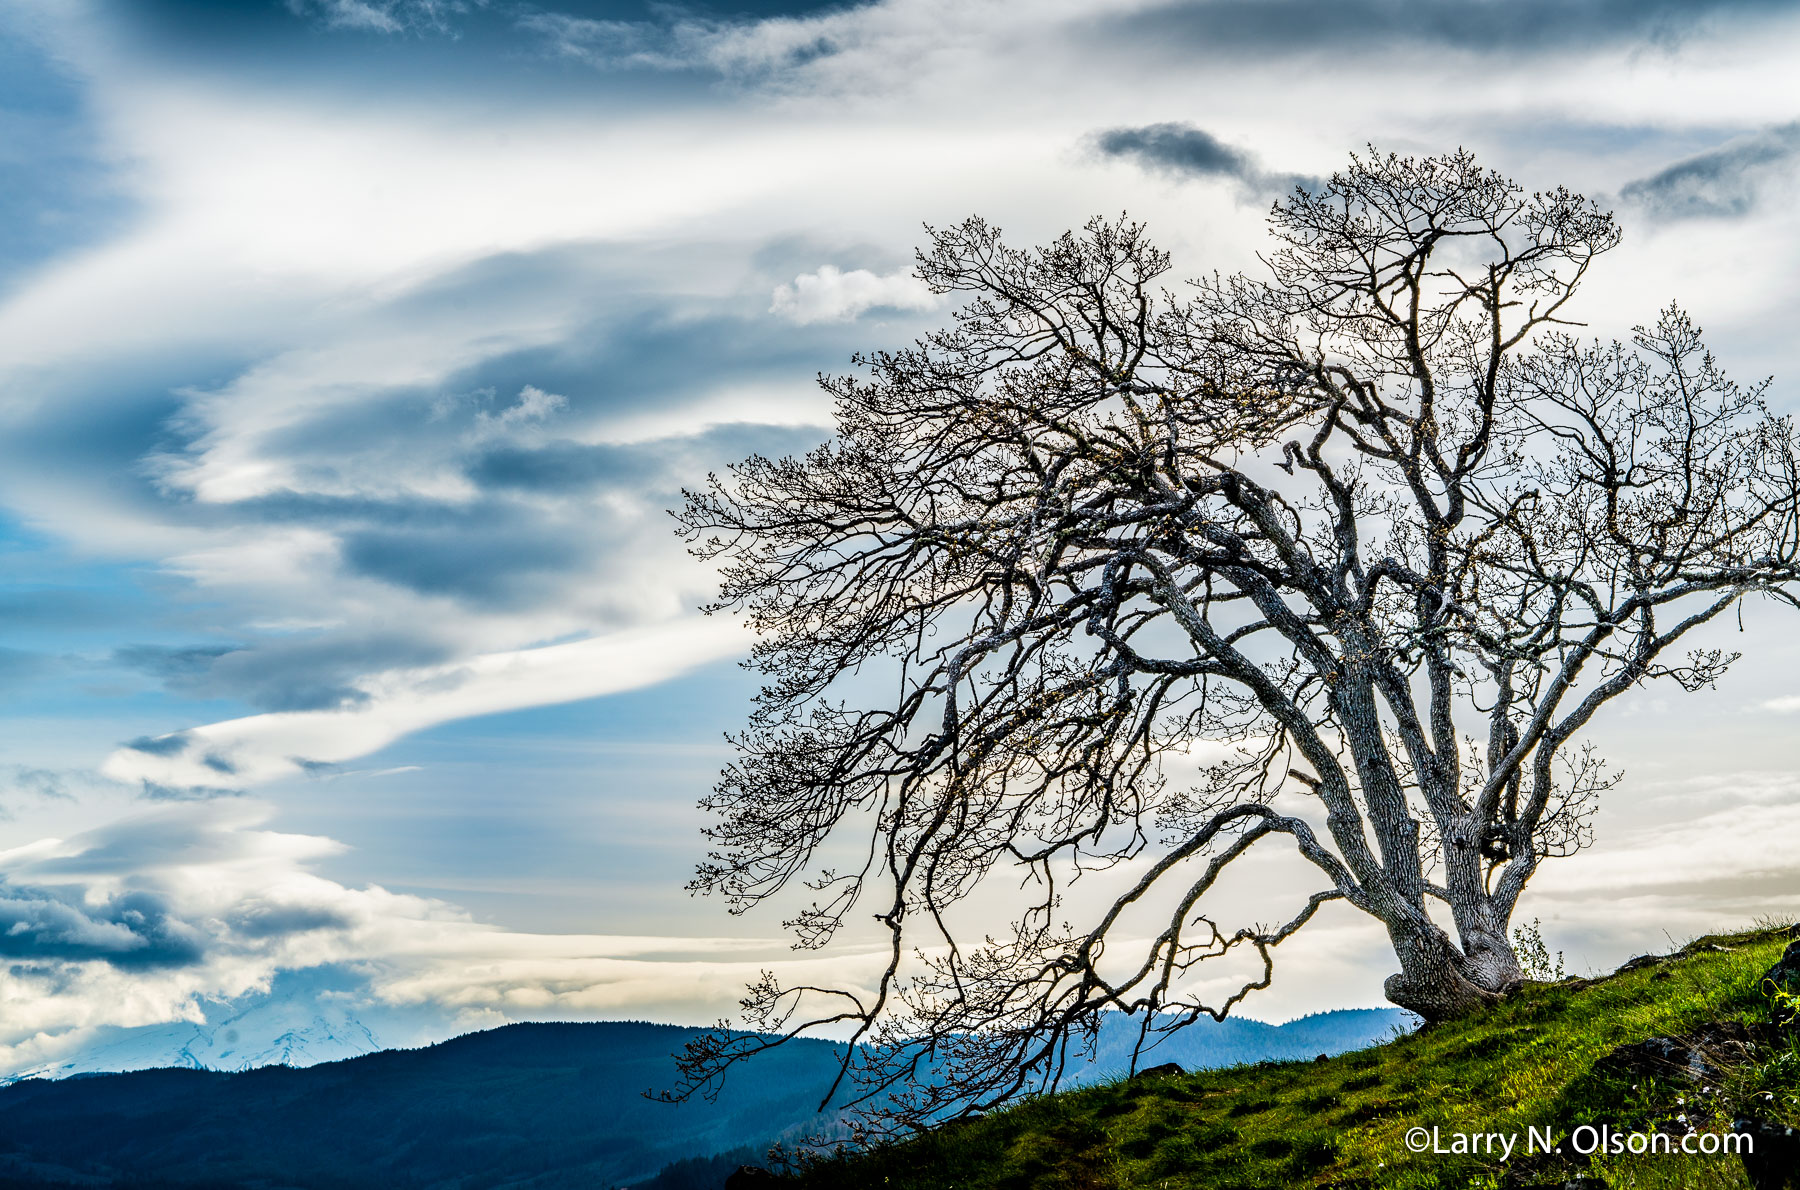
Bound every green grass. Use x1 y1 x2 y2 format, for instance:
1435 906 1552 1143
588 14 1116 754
779 925 1800 1189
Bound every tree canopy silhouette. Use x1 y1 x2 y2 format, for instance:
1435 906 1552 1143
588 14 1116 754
672 148 1800 1129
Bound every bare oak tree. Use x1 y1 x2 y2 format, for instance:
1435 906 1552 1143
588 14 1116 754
671 149 1800 1127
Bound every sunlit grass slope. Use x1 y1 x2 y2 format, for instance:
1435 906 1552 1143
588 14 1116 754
783 925 1800 1190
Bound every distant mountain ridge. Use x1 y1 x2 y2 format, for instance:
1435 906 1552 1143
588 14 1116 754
1079 1006 1411 1081
2 996 384 1085
0 1010 1410 1189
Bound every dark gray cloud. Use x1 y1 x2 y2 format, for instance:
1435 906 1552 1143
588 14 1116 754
467 440 663 493
1090 122 1318 198
215 492 617 617
224 901 351 939
468 423 826 495
1621 122 1800 219
0 884 205 969
161 633 450 714
1105 0 1796 57
1097 123 1247 176
113 643 243 680
340 523 587 607
114 628 451 715
126 732 193 757
138 779 243 801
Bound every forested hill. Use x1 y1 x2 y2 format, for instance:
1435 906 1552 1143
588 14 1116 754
0 1021 848 1190
1081 1007 1408 1077
0 1011 1407 1189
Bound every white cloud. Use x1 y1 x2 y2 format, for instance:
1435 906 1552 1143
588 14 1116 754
769 265 938 324
1515 773 1800 973
0 800 888 1074
469 384 566 437
1762 694 1800 712
102 615 747 794
1535 799 1800 897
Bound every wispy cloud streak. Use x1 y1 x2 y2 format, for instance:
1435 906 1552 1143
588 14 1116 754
102 616 747 796
1621 121 1800 219
286 0 483 35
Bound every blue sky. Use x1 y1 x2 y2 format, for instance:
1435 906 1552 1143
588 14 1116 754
3 0 1800 1071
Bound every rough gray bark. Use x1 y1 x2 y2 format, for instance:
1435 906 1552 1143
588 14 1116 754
670 149 1800 1130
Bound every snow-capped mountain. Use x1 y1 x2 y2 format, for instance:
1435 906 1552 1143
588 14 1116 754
5 1002 380 1084
1 968 450 1085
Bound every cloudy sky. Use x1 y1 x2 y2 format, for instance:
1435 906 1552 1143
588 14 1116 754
2 0 1800 1072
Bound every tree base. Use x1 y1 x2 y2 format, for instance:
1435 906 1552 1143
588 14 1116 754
1384 967 1520 1022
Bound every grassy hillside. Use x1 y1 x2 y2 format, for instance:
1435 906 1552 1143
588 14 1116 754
779 925 1800 1190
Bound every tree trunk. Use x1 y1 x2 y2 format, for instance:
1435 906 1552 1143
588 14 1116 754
1382 920 1523 1022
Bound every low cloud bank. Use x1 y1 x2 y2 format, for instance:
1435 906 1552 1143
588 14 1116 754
0 800 886 1076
